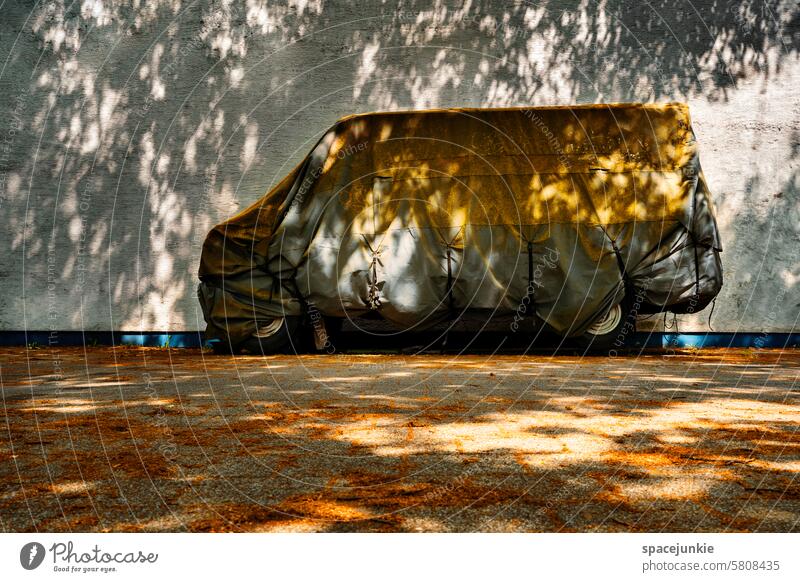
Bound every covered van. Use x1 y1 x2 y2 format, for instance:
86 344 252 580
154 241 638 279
198 103 722 352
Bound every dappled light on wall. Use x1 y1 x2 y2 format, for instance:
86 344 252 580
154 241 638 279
0 0 796 335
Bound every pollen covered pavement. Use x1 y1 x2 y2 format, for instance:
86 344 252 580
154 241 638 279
1 347 798 532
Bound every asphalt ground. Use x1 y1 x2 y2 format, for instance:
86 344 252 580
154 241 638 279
1 346 798 532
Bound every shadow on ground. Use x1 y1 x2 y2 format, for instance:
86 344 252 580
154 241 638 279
0 347 798 532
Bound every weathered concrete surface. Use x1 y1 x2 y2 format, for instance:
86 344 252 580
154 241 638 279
0 2 798 334
1 347 798 532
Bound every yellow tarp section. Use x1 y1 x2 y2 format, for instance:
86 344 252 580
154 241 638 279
203 103 695 272
332 103 695 232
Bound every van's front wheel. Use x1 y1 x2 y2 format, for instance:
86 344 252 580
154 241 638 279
574 302 630 350
240 316 301 354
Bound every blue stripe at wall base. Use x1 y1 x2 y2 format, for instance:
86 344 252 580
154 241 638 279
659 333 799 349
0 331 205 348
0 331 797 349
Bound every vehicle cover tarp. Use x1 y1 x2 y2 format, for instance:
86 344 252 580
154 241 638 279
198 103 722 346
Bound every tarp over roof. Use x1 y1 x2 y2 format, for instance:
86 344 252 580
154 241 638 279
199 103 722 345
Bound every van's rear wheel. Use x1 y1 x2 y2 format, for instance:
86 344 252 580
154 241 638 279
586 303 623 336
240 316 301 354
574 302 629 350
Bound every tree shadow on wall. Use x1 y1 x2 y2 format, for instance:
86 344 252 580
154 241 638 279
0 0 796 332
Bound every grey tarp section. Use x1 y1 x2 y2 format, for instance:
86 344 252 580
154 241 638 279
198 103 723 346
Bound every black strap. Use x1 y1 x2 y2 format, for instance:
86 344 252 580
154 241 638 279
445 244 456 316
524 240 534 314
438 244 455 353
608 237 628 284
681 223 712 316
689 179 702 305
604 232 637 336
606 235 636 308
281 264 309 314
707 297 716 332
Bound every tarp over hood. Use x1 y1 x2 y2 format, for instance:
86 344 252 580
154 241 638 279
199 103 722 346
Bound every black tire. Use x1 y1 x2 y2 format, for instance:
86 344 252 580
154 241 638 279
573 300 633 351
239 316 301 354
210 340 238 355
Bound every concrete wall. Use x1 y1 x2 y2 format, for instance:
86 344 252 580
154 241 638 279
1 0 798 334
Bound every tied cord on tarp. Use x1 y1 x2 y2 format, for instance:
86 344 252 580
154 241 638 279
440 227 464 319
440 228 464 351
445 244 456 315
664 311 679 332
707 297 717 331
268 262 310 318
603 229 631 294
362 235 384 310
